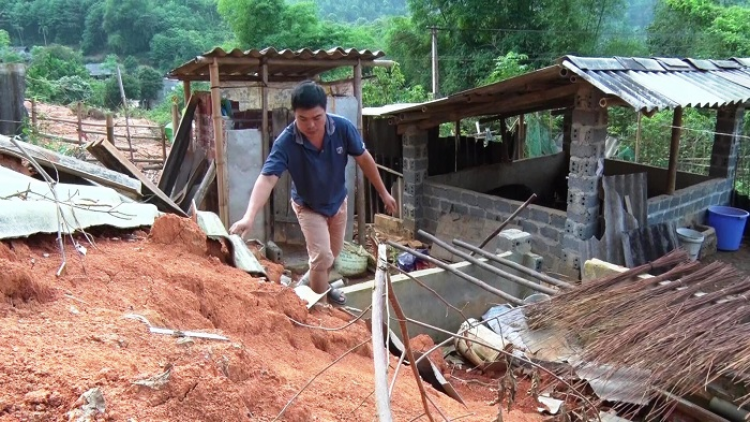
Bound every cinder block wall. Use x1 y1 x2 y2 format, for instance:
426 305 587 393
647 178 733 226
422 182 568 269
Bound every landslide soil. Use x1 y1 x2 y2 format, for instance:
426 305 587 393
0 214 542 422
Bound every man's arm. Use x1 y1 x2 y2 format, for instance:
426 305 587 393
243 175 279 222
354 151 397 214
354 150 388 196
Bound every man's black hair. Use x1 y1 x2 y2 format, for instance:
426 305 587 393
291 81 327 111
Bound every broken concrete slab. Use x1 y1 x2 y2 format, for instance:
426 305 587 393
0 134 141 197
0 166 159 239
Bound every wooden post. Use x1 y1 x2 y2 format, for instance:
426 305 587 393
161 128 167 162
170 99 179 143
76 102 83 144
518 114 526 159
183 80 191 104
105 113 114 146
666 107 683 195
210 58 229 227
30 99 37 129
454 120 460 172
354 60 366 246
261 60 271 242
635 111 642 162
116 66 135 160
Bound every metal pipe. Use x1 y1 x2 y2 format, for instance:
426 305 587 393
386 241 524 306
473 193 536 254
452 239 574 290
417 230 558 296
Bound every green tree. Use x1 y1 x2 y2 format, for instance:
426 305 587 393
26 45 87 81
103 74 140 109
102 0 164 55
137 65 164 109
362 63 428 106
218 0 285 47
124 56 139 74
483 52 530 84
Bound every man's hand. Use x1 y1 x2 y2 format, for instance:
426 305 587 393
380 191 398 215
229 216 254 238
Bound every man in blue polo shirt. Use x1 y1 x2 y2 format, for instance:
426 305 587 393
229 81 396 305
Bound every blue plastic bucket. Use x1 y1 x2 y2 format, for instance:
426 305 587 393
707 206 750 251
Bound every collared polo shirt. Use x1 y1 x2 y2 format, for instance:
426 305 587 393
260 113 366 217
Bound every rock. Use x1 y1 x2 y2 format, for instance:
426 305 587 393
24 390 49 405
48 391 63 407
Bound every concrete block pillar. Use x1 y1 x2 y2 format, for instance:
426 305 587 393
402 126 429 234
709 106 744 179
563 87 607 274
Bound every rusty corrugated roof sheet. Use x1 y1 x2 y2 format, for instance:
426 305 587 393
168 47 388 82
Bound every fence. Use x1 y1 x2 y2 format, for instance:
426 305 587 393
28 99 168 170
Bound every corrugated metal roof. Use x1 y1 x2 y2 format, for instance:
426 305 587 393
362 103 422 117
558 55 750 113
381 56 750 127
168 47 388 82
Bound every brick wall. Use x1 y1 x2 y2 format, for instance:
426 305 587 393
422 181 568 269
647 178 733 225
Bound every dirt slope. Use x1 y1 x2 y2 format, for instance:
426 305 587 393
0 215 541 422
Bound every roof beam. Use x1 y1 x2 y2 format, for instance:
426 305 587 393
194 56 394 68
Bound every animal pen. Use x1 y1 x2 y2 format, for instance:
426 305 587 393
367 55 750 277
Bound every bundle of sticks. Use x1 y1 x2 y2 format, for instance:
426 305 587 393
526 249 750 405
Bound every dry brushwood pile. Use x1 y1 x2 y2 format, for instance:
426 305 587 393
526 249 750 405
0 214 544 422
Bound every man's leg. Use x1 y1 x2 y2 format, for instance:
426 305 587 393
291 201 334 295
329 198 348 262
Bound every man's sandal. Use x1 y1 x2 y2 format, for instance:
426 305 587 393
327 288 346 306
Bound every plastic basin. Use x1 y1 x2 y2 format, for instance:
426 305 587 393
676 228 705 261
707 206 749 251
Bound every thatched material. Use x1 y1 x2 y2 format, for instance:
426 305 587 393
526 250 750 406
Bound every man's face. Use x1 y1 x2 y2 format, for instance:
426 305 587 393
294 106 326 140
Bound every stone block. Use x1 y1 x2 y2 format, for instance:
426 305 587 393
453 203 468 215
561 248 582 272
525 208 547 225
550 212 567 229
414 158 428 171
523 253 544 273
461 191 480 207
569 157 600 177
567 206 599 226
497 229 532 255
568 174 599 193
468 206 486 219
540 226 561 243
565 219 596 239
521 220 540 235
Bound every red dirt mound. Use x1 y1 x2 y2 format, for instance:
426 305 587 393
0 216 542 422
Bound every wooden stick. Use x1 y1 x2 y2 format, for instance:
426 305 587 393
452 239 574 289
386 269 435 422
209 58 229 227
386 241 524 306
38 116 108 128
373 244 395 421
473 193 536 254
116 66 135 161
76 102 83 145
666 107 683 195
419 230 558 295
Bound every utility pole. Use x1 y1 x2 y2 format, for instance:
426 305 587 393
430 26 439 98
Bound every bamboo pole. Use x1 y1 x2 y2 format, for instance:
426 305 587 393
385 268 435 422
666 107 683 195
354 60 367 245
262 60 271 242
418 230 558 296
116 66 135 161
452 239 574 289
209 58 229 227
76 102 83 144
373 244 394 422
386 241 525 306
635 111 642 162
171 99 179 143
30 99 37 129
473 193 537 254
106 114 114 146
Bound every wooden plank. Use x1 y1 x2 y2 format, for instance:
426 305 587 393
193 160 216 209
374 213 404 236
210 58 229 227
666 107 683 195
86 138 186 216
0 134 141 196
